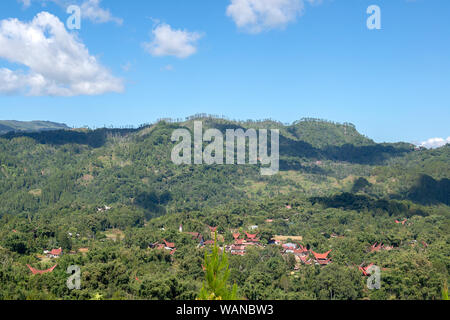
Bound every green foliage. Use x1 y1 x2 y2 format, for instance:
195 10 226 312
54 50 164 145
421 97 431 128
198 233 238 300
443 283 449 300
0 117 448 300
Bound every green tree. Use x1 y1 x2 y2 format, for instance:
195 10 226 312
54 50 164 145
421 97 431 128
198 233 238 300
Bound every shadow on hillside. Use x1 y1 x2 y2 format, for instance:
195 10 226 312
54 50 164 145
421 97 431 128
280 135 412 165
0 128 137 148
1 125 412 164
279 158 331 175
134 190 171 219
310 192 429 217
405 174 450 206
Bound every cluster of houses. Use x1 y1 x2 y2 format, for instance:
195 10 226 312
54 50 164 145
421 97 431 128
275 238 332 267
148 219 426 275
151 223 335 268
42 247 90 259
226 232 262 256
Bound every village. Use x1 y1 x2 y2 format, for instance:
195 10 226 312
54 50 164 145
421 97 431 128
150 223 335 269
23 213 423 281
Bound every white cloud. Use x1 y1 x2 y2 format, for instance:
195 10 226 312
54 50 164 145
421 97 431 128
0 12 123 96
419 137 450 149
17 0 122 25
80 0 123 25
226 0 305 33
226 0 322 33
143 23 203 59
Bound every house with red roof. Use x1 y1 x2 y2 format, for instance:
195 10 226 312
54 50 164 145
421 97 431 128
230 244 246 255
203 240 215 246
46 248 62 259
163 239 175 249
395 219 407 225
359 263 375 276
225 230 264 256
27 264 58 275
311 250 332 265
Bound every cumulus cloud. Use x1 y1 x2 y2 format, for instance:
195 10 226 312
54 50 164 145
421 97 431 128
80 0 123 25
419 137 450 149
0 12 123 96
17 0 122 25
143 23 203 59
226 0 321 33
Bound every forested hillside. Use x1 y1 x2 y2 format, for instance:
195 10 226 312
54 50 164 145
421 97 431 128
0 116 448 300
0 120 69 135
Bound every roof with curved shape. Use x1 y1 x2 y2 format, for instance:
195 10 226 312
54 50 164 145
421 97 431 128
311 250 332 260
163 239 175 248
26 264 58 275
245 232 257 239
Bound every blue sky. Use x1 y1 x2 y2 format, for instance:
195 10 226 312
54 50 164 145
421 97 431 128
0 0 449 145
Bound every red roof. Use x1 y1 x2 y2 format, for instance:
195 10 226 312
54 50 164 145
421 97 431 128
163 240 175 248
245 232 257 239
294 242 307 250
208 226 217 232
204 240 214 245
359 263 374 276
27 264 58 275
293 247 308 254
232 233 240 240
186 232 202 240
235 239 245 245
311 250 332 260
370 242 383 252
50 248 62 256
170 248 177 255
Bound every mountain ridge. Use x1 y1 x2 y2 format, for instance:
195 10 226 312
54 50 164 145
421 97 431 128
0 120 69 135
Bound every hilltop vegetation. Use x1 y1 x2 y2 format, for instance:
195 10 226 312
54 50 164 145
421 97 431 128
0 116 448 300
